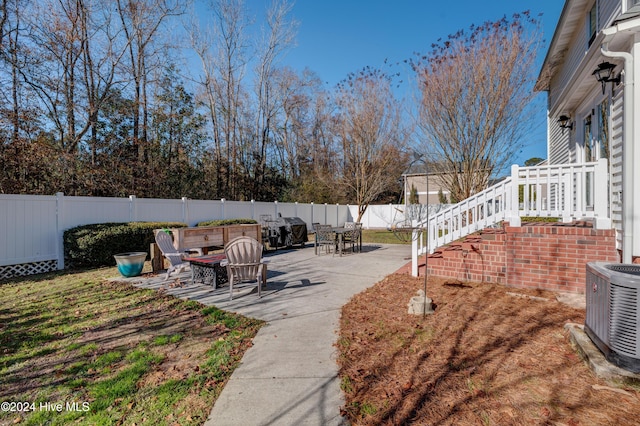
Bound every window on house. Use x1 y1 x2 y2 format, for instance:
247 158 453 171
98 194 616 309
584 116 595 162
588 2 597 46
629 0 640 10
583 115 594 208
597 99 610 161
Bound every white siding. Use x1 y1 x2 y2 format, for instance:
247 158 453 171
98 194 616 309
600 0 622 28
548 0 622 109
549 16 590 108
549 120 572 164
610 75 625 251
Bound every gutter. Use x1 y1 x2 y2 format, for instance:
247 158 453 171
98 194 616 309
601 26 635 264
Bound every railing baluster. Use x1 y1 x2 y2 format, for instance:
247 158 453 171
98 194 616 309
411 160 611 277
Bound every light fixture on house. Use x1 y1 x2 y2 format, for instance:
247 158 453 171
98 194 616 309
592 61 621 94
557 115 573 132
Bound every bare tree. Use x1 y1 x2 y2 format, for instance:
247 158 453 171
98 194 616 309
189 0 249 199
0 0 23 145
80 0 129 168
271 67 319 182
251 0 297 196
22 0 87 153
0 0 7 47
116 0 186 182
11 0 123 150
188 12 224 196
334 69 409 221
414 12 542 202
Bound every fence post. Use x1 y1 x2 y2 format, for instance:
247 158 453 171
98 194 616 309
129 195 137 222
251 200 255 220
274 200 279 218
508 165 521 227
56 192 65 270
411 220 419 277
181 197 189 225
310 202 314 225
221 198 225 219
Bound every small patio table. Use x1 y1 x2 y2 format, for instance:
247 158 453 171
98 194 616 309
332 227 349 256
332 225 362 256
184 254 228 288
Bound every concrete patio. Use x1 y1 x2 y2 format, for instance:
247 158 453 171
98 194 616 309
123 242 412 425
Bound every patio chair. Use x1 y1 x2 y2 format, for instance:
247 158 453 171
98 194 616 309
341 222 358 254
315 224 335 255
221 236 268 300
354 222 363 252
154 230 190 280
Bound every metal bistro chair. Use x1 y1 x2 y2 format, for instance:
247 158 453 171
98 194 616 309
221 236 268 300
341 222 358 254
312 223 321 254
315 224 335 255
354 222 363 252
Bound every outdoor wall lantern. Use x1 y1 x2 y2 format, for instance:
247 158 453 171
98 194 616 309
557 115 573 132
592 61 621 94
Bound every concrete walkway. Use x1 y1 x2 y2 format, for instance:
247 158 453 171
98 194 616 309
128 243 411 426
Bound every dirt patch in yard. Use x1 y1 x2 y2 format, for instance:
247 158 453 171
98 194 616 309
338 274 640 425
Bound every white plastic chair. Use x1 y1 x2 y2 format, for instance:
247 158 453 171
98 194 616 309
154 230 190 279
221 236 268 300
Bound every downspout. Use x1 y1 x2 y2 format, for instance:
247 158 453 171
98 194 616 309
600 37 634 263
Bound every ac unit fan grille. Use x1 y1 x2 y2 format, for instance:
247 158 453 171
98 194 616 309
610 283 639 356
606 264 640 276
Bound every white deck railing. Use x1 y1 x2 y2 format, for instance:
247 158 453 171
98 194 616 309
411 159 610 276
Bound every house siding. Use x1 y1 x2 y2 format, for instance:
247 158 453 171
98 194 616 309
547 0 623 162
600 0 622 28
549 121 572 164
549 33 587 109
610 82 624 250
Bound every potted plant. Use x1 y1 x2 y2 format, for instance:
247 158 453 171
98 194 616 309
113 252 147 277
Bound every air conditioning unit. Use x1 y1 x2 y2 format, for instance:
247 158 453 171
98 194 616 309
585 262 640 372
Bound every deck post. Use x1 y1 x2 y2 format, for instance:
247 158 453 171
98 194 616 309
593 159 612 229
508 164 521 227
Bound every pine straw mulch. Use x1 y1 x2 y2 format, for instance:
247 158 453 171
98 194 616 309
337 274 640 425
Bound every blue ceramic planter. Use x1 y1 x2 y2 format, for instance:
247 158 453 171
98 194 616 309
114 252 147 277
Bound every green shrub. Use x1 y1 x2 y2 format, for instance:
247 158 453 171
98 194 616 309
64 222 186 267
196 218 258 227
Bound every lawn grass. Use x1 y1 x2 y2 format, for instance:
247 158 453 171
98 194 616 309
361 229 418 245
0 267 263 425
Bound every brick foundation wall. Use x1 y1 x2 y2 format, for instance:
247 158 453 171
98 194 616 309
425 222 618 294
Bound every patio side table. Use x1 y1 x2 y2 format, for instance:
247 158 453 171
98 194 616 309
184 254 228 288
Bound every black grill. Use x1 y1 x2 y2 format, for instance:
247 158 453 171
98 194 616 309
264 217 308 249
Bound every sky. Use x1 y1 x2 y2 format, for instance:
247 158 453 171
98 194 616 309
198 0 567 166
279 1 564 88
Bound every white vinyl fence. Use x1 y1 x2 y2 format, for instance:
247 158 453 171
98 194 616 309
0 193 405 279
